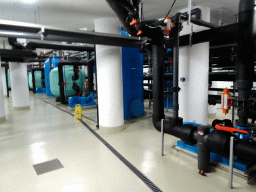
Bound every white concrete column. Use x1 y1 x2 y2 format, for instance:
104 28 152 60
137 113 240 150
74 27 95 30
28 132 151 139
179 6 210 125
1 67 7 96
0 63 6 121
94 18 124 130
9 62 30 110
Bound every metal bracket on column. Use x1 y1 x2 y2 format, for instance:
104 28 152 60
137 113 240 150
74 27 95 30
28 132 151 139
173 86 181 92
229 136 235 189
39 27 45 41
161 119 164 156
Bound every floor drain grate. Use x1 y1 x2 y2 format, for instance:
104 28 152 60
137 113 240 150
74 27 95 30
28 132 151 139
33 159 64 175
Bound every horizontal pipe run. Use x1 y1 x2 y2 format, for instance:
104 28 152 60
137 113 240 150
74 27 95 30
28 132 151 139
0 29 145 48
190 18 218 29
26 41 95 51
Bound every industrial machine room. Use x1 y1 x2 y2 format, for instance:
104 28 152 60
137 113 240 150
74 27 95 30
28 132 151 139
0 0 256 191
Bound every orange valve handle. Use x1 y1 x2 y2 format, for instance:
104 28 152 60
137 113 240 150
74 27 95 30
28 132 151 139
215 124 249 134
130 19 138 26
137 30 143 36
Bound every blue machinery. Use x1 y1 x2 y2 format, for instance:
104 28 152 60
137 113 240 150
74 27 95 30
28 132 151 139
44 55 60 97
122 29 145 120
68 92 96 109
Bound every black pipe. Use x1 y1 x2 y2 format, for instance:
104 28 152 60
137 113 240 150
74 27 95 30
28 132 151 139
8 38 25 50
5 66 9 98
152 14 184 134
190 18 218 29
94 52 99 129
236 0 256 126
173 24 179 119
87 59 95 93
32 69 36 94
58 63 67 104
26 41 95 52
197 126 211 173
105 0 138 36
165 23 239 48
119 0 137 16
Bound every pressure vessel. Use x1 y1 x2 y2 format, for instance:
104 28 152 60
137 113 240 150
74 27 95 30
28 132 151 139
28 71 44 89
7 73 11 89
50 66 86 97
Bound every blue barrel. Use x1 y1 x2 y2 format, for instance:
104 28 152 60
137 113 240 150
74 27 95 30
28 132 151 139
44 55 60 97
122 29 144 120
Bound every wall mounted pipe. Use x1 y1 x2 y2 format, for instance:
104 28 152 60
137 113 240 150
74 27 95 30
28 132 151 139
26 41 95 52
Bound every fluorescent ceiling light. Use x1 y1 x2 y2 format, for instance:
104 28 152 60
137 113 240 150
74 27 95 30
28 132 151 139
79 28 88 31
21 0 36 4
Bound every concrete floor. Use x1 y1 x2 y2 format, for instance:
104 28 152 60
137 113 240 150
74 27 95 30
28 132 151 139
0 93 255 192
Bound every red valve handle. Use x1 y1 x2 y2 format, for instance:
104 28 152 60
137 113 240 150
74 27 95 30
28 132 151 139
61 82 69 85
215 124 249 134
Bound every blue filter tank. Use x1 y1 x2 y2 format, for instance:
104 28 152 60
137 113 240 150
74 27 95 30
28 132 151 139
44 55 60 97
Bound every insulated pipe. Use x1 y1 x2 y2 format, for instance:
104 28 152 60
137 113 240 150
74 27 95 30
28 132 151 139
165 23 239 48
0 58 6 121
5 66 9 97
8 38 25 50
105 0 138 36
1 66 7 96
118 0 137 16
190 18 218 29
236 0 256 126
26 41 95 52
173 26 179 119
87 59 94 93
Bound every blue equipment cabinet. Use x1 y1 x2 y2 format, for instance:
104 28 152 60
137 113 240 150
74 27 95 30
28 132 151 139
121 29 144 120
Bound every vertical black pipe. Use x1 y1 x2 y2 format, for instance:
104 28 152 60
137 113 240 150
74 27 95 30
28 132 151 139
32 69 36 94
5 66 9 98
197 126 211 173
94 52 99 129
58 64 66 104
87 59 94 93
152 43 165 123
173 26 180 119
236 0 256 126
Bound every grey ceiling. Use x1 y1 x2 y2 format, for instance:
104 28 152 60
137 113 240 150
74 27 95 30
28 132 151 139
0 0 240 31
